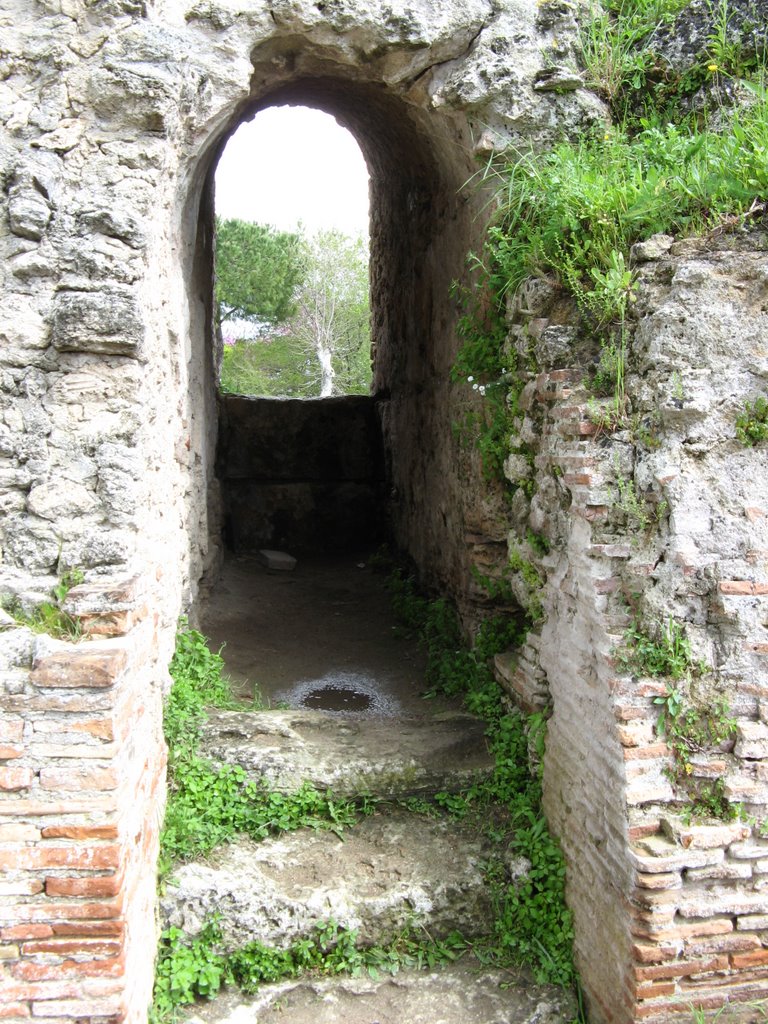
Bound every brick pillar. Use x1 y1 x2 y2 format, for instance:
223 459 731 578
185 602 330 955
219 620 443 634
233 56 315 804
0 576 167 1022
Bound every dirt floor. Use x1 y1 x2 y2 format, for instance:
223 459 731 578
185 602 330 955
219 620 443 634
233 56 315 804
200 552 453 719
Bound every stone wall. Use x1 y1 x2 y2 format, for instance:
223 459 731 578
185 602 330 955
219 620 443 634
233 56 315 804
482 233 768 1021
0 0 766 1021
217 394 385 552
0 0 601 1019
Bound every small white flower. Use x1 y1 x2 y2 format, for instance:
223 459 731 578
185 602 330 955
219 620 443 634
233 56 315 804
479 385 486 395
472 383 479 390
467 375 474 383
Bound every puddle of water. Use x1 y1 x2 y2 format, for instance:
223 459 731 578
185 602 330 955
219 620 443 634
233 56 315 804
303 686 373 712
276 671 401 718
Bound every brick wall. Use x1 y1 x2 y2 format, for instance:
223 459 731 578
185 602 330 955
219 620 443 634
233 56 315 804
0 577 166 1022
480 238 768 1022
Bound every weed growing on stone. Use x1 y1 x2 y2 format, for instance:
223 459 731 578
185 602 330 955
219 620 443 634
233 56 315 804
478 99 768 332
618 618 738 818
151 917 468 1022
0 568 84 640
618 616 695 678
735 395 768 445
388 572 575 988
159 625 362 877
450 275 531 486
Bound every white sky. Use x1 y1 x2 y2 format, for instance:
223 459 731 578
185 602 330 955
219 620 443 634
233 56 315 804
215 106 370 238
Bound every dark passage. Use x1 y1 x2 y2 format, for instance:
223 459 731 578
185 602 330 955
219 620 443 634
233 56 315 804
217 394 386 555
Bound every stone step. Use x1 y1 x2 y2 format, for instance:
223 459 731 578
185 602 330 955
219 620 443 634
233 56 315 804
161 809 495 952
198 708 494 799
181 961 577 1024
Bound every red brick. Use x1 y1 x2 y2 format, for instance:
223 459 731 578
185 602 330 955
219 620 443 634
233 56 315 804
0 746 24 760
0 881 44 897
635 872 681 891
633 942 679 964
719 581 768 596
0 1005 30 1019
0 798 117 817
624 743 672 761
29 648 128 690
0 768 33 791
629 822 663 841
21 939 121 958
685 933 761 957
0 899 122 923
12 956 125 982
0 824 41 842
38 767 117 793
45 876 120 899
1 926 54 941
0 845 120 872
30 999 121 1019
0 720 23 743
633 980 676 998
50 922 123 938
32 720 113 741
635 955 729 981
40 825 118 841
731 949 768 968
0 981 82 1003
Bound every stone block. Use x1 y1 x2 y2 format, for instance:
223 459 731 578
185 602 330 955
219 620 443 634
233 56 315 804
29 642 129 690
8 186 51 241
50 289 144 357
735 721 768 759
256 549 296 571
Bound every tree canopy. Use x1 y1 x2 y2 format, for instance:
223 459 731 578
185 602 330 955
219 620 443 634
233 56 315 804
214 217 304 327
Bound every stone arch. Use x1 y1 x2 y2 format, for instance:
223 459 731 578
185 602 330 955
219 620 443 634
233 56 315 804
16 6 768 1024
180 40 489 594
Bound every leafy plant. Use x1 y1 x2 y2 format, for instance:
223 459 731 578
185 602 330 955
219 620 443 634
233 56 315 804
481 106 768 327
152 917 469 1022
152 919 228 1022
386 571 574 986
159 625 362 875
735 395 768 445
618 616 696 679
618 618 738 819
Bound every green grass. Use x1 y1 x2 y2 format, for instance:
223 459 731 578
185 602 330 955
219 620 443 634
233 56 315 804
0 569 84 640
151 918 468 1022
158 624 363 876
485 108 768 322
736 395 768 445
386 571 575 987
154 596 577 1020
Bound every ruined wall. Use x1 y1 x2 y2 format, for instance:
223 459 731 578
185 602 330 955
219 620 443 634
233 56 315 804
0 0 602 1020
486 233 768 1021
1 0 766 1021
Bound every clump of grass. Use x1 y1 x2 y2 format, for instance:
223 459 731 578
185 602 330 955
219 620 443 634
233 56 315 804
736 395 768 445
0 569 84 640
486 108 768 325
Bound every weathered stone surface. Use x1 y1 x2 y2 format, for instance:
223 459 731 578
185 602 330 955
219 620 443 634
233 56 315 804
198 708 494 798
29 638 129 689
218 396 383 482
50 288 144 356
180 961 577 1024
8 184 52 240
647 0 768 73
162 811 495 949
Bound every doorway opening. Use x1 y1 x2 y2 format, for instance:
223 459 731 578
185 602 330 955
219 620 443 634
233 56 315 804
214 106 373 400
